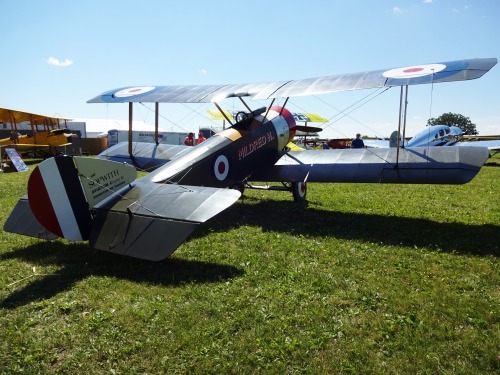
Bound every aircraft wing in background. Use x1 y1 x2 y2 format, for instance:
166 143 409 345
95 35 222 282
455 140 500 151
364 126 500 151
96 142 191 170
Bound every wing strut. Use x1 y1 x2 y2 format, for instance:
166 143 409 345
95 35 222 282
213 102 233 127
278 97 289 115
402 85 409 147
238 97 252 112
29 115 37 144
262 98 276 122
155 102 159 146
128 102 133 159
10 111 19 144
396 85 409 166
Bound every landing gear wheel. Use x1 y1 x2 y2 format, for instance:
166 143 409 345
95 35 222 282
231 182 246 195
291 181 307 203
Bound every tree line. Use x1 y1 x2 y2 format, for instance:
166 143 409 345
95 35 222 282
427 112 478 135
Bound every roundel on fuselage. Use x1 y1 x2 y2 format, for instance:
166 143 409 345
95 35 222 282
214 154 229 181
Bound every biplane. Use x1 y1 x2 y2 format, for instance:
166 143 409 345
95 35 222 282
4 57 497 261
0 107 74 156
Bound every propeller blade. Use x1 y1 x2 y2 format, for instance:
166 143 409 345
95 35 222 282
295 125 323 133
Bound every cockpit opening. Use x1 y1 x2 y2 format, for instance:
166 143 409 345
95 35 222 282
234 107 267 130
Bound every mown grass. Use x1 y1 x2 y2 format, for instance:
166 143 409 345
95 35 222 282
1 156 499 374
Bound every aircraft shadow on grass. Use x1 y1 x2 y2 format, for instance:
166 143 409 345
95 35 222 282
0 244 243 309
484 161 500 167
201 198 500 257
2 198 498 308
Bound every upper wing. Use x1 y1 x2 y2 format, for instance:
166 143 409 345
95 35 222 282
88 58 497 104
0 107 69 125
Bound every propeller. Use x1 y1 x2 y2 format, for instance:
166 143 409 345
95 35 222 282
295 125 323 133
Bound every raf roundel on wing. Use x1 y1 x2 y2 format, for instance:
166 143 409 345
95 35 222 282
383 64 446 79
113 86 156 98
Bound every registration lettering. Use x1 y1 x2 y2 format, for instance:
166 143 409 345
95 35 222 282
238 132 275 160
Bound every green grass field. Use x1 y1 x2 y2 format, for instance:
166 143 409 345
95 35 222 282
1 157 499 374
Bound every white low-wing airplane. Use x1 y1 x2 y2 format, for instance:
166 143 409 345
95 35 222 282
365 124 500 150
4 57 497 261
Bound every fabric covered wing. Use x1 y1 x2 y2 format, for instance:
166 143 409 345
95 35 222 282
249 147 489 185
87 58 497 104
96 142 190 171
363 139 390 148
455 140 500 151
262 58 497 99
89 182 241 261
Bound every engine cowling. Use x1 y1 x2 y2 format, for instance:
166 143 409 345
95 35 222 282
268 106 297 150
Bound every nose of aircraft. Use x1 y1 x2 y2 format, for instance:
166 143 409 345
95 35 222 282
270 106 296 142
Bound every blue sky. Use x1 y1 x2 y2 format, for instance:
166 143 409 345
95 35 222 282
1 0 499 139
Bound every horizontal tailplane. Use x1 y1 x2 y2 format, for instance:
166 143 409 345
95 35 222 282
89 183 241 260
3 196 59 240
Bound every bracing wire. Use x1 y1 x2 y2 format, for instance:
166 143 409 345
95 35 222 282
137 102 224 133
290 87 391 140
289 88 401 168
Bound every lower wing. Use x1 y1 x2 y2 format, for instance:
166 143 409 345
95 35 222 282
96 142 190 171
249 147 489 185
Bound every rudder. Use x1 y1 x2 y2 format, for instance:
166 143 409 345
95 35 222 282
28 156 137 241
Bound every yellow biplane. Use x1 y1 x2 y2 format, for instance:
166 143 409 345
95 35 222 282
0 107 74 156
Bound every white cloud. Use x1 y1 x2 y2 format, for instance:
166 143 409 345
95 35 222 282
198 68 208 76
393 6 401 14
422 0 432 3
47 57 74 67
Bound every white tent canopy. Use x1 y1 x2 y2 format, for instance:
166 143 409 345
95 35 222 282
67 118 169 138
